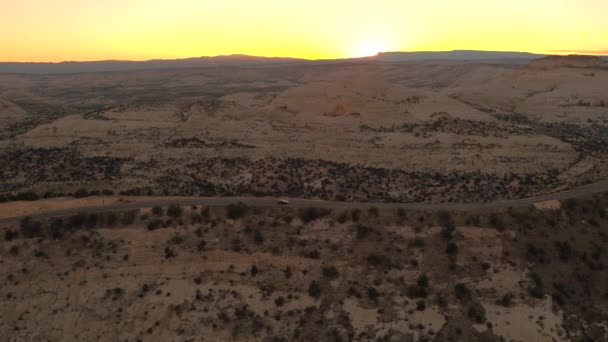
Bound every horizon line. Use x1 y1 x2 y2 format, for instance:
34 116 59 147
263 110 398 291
2 49 606 64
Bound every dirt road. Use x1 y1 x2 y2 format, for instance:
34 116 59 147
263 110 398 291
1 179 608 225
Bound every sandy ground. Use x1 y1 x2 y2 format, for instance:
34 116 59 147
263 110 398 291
0 196 194 219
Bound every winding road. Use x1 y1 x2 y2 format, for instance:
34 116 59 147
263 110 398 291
1 179 608 225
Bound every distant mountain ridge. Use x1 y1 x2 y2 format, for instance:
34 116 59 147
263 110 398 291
0 54 308 75
1 50 607 74
375 50 546 62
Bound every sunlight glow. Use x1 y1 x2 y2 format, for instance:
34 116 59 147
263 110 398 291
353 40 391 57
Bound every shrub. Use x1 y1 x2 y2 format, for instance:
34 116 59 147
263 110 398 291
416 300 426 311
367 287 380 302
437 211 453 226
445 242 459 255
489 213 504 230
397 208 407 221
167 205 183 218
20 217 42 238
467 303 486 323
102 189 115 196
67 214 86 230
147 219 164 231
409 237 425 248
227 203 249 220
4 229 18 241
322 266 340 280
50 219 64 239
253 230 264 245
366 254 391 268
356 225 372 239
556 241 573 261
368 206 379 217
336 212 348 224
454 283 471 302
274 296 285 306
151 207 163 216
85 213 99 229
308 281 322 298
9 245 19 255
417 274 429 288
499 292 514 307
529 273 545 299
299 207 331 223
164 246 177 259
407 274 430 298
121 210 138 225
74 188 89 198
15 192 39 201
105 213 118 226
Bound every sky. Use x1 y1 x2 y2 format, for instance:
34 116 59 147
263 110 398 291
1 0 607 62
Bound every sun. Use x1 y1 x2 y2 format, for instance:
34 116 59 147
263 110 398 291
353 40 390 58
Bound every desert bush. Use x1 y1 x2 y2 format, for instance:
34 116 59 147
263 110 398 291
9 245 19 255
197 240 207 252
253 229 264 245
308 281 322 298
445 242 459 255
351 209 361 222
409 237 425 249
529 273 545 299
49 219 64 239
368 206 379 217
105 212 118 226
454 283 471 302
85 213 99 229
20 217 42 238
74 188 89 198
322 266 340 280
169 234 184 245
356 225 372 239
67 214 86 230
527 244 546 264
147 219 164 231
151 206 163 216
4 229 18 241
274 296 285 306
336 212 348 224
227 203 249 220
416 300 426 311
441 225 456 240
306 250 320 259
164 246 177 259
407 274 430 298
489 212 505 230
499 292 514 307
167 204 183 218
366 254 392 268
284 267 292 279
467 302 486 323
556 241 573 261
14 192 39 201
121 210 138 225
367 287 380 302
397 208 407 221
299 207 331 223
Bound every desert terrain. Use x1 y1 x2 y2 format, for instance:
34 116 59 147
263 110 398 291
1 55 607 203
1 54 608 341
1 194 607 341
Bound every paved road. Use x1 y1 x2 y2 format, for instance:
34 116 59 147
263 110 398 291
1 179 608 225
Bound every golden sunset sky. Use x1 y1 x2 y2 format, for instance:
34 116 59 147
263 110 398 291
1 0 607 62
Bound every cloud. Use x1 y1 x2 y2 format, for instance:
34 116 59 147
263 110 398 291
549 49 608 55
